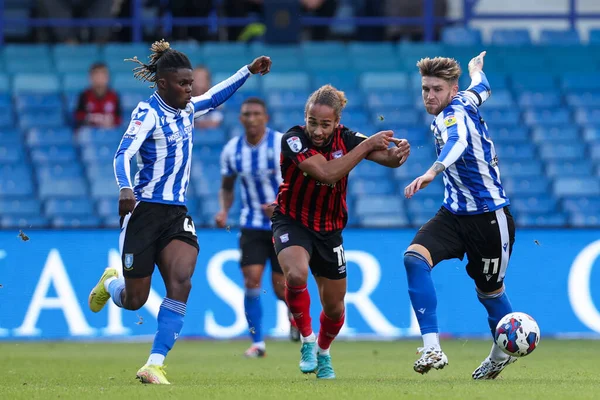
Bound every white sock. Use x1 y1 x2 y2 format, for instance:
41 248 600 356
423 333 440 349
301 332 316 343
252 341 266 350
489 342 509 362
317 344 330 356
147 353 165 366
104 276 116 292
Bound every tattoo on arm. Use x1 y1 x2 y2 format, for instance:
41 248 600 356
432 162 446 175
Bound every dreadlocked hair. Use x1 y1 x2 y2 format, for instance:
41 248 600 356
305 84 348 120
125 39 192 88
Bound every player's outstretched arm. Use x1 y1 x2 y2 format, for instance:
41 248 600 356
466 51 491 106
296 131 392 185
192 56 272 118
366 138 411 168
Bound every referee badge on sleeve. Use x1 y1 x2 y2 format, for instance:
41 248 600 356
444 115 457 127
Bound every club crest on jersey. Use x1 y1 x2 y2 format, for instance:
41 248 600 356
332 150 343 159
444 115 457 127
124 253 134 270
287 136 302 153
280 233 289 243
124 120 142 138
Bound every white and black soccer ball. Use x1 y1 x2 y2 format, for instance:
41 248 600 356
495 312 540 357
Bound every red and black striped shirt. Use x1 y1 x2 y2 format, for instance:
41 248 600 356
275 125 367 233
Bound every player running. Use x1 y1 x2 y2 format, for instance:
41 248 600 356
215 97 300 358
87 39 271 384
273 85 411 379
403 51 517 379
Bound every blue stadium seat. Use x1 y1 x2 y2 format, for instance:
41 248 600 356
341 110 369 126
0 198 41 215
0 74 10 93
38 178 87 198
45 197 94 217
562 197 600 213
554 177 600 197
495 143 537 160
357 213 409 228
406 195 441 214
518 91 561 108
366 91 413 109
561 73 600 91
31 146 77 163
355 196 404 217
516 213 567 227
490 29 532 46
510 196 557 214
102 215 121 228
81 145 116 163
575 109 600 125
300 41 346 57
62 74 89 94
4 44 50 59
393 159 433 180
372 110 419 127
566 92 600 108
14 93 63 112
0 144 24 163
499 160 543 179
304 55 351 71
583 128 600 142
203 42 249 58
0 175 34 196
591 144 600 163
510 72 556 92
96 197 119 218
569 212 600 228
492 127 529 144
502 177 550 196
19 111 65 130
484 109 520 127
546 160 593 178
360 72 408 90
539 29 581 46
1 215 50 229
0 109 15 128
0 129 22 145
113 73 147 91
27 128 73 147
539 143 585 161
36 163 83 183
272 110 304 131
531 126 579 143
262 72 310 91
52 216 102 228
351 162 391 179
347 43 395 58
441 27 482 46
312 71 359 91
266 90 309 110
120 90 152 111
55 59 95 74
352 57 400 72
53 44 100 61
90 180 118 198
195 128 227 146
0 94 11 109
523 109 571 126
76 127 123 147
349 179 395 196
482 90 515 109
13 74 60 94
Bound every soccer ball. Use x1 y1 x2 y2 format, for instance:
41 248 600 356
494 312 540 357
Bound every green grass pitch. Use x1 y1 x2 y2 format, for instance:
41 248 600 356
1 340 599 399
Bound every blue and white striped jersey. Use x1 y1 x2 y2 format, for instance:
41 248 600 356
432 71 510 215
220 128 283 230
114 66 252 205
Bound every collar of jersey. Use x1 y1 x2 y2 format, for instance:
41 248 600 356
153 92 181 116
244 128 271 148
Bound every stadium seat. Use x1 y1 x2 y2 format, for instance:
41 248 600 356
499 160 544 179
0 175 34 196
546 160 593 178
484 109 520 127
14 93 63 112
355 196 404 217
516 213 567 227
0 109 15 128
372 110 419 127
5 58 54 74
0 129 22 145
561 73 600 91
510 72 556 92
441 27 482 46
357 213 409 228
266 90 310 110
539 29 581 46
360 72 408 91
566 92 600 108
0 74 10 93
90 179 118 198
31 146 77 163
0 144 24 163
492 127 529 144
366 91 413 109
554 177 600 197
406 195 441 214
262 72 310 91
36 163 83 183
62 74 89 93
575 109 600 125
53 44 100 61
13 74 60 94
531 127 579 143
52 215 102 228
495 143 537 160
510 196 557 214
304 55 351 71
482 90 515 109
539 143 585 161
349 179 395 196
1 215 50 229
490 29 532 46
45 197 95 217
518 91 561 108
583 128 600 142
562 197 600 213
0 197 40 217
81 145 117 163
27 128 74 147
523 109 571 126
351 161 392 179
502 177 550 196
194 128 227 146
38 178 88 198
203 42 249 58
311 71 359 91
76 127 123 147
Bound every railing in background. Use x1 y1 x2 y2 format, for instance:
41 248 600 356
0 0 599 45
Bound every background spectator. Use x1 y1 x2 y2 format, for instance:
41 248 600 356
74 62 122 129
192 65 224 129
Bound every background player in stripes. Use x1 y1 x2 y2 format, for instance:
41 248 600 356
272 85 411 379
87 39 272 384
402 51 518 379
215 97 300 358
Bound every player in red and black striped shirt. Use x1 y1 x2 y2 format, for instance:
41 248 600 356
271 85 411 379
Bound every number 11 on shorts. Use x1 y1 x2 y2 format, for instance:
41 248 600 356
333 245 346 267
